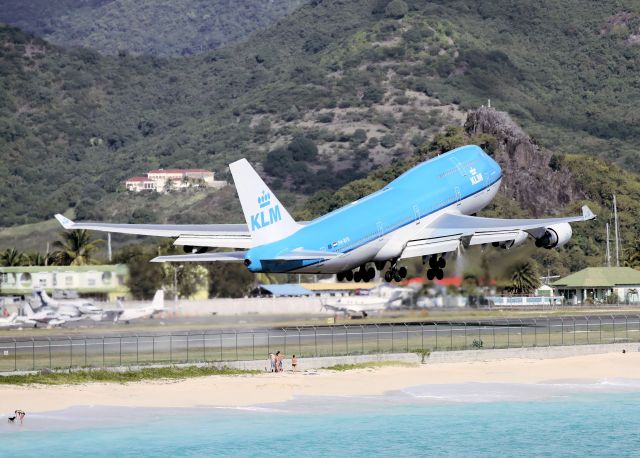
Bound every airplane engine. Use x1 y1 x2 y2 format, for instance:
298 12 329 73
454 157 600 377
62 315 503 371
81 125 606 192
535 223 572 249
498 230 528 249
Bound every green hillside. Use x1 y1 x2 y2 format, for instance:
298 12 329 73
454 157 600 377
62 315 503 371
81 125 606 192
1 0 639 245
0 0 307 57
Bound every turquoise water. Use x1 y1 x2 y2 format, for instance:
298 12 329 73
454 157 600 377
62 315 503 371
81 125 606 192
2 385 640 457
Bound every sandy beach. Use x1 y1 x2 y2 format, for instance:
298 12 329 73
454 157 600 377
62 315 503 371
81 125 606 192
2 352 640 413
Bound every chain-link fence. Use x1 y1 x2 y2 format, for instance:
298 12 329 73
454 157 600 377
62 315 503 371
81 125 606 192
1 315 639 372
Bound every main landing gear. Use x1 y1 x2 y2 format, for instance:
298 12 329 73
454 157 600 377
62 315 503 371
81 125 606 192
425 254 445 280
336 260 407 283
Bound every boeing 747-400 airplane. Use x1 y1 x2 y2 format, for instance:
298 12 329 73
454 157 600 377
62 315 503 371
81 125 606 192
56 145 595 282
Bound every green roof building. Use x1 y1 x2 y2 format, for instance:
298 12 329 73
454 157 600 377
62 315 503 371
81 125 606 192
0 265 129 301
552 267 640 304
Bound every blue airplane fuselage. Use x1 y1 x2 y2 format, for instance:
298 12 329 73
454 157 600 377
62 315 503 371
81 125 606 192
245 145 502 273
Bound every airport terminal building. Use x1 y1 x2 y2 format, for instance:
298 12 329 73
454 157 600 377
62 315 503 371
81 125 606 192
0 265 129 301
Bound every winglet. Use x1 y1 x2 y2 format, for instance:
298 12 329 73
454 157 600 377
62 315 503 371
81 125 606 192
581 205 595 221
55 214 75 229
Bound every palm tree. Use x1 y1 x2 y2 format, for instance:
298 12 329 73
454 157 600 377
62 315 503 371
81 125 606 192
27 252 54 266
0 248 27 266
52 230 103 266
510 261 541 295
623 239 640 269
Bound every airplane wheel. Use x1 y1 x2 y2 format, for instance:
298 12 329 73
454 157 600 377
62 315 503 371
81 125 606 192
337 272 345 282
438 257 446 269
435 269 444 280
375 261 386 271
427 269 435 281
345 271 353 281
354 271 361 282
399 266 407 278
367 267 375 280
429 256 438 268
384 271 393 282
394 272 402 282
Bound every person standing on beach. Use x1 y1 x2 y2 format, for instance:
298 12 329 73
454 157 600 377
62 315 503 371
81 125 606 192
292 355 298 372
269 353 276 372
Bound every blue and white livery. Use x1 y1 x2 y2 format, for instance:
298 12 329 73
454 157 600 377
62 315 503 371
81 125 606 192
55 145 595 282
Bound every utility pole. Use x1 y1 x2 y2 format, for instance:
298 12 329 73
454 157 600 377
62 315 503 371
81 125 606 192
107 233 112 262
613 194 620 267
606 222 611 267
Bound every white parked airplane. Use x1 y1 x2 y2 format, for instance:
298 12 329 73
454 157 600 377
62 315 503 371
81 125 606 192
0 313 18 328
107 290 165 324
16 303 69 328
55 145 595 282
33 289 104 319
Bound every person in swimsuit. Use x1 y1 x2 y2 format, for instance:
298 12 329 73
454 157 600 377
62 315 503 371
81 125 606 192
291 354 298 372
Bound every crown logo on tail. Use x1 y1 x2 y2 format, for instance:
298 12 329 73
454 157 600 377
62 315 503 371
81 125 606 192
258 190 271 208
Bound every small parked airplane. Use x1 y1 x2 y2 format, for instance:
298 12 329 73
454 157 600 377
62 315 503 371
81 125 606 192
106 290 165 324
55 145 595 282
33 289 104 319
16 302 69 328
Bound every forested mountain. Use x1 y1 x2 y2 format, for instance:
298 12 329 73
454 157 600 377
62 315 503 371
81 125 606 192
1 0 639 268
0 0 307 57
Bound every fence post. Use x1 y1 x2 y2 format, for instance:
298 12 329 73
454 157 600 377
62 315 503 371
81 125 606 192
153 336 155 363
405 323 409 352
421 323 424 351
283 329 287 358
491 320 495 349
48 337 52 369
599 317 602 344
219 333 223 361
548 317 551 347
434 322 438 350
519 320 523 348
344 325 349 355
14 339 16 371
478 321 482 348
361 325 364 355
331 326 334 355
298 327 302 356
252 332 254 361
187 331 190 362
204 332 207 362
119 336 122 366
449 322 453 350
267 330 270 355
507 320 510 348
391 324 394 353
235 331 238 361
102 336 105 367
85 337 87 367
32 338 35 371
464 322 467 349
170 335 173 363
136 335 139 365
69 337 73 368
612 315 616 343
375 324 379 353
586 317 589 344
573 317 576 345
625 315 629 341
314 327 317 357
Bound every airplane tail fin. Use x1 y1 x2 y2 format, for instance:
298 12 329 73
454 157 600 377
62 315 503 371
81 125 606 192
151 290 165 312
229 159 301 246
23 302 35 318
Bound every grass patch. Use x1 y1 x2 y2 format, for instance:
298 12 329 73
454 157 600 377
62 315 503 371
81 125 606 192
323 361 416 371
0 366 259 385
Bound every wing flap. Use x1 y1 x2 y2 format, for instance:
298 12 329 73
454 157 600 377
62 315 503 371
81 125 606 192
151 251 247 263
399 236 460 260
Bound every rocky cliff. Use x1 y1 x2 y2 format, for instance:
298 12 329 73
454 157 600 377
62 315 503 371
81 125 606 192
465 107 585 217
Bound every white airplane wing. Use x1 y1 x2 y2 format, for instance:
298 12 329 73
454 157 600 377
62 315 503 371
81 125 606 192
54 214 252 249
400 205 595 259
151 249 342 263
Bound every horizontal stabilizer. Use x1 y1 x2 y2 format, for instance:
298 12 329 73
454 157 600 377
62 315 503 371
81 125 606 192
151 251 247 263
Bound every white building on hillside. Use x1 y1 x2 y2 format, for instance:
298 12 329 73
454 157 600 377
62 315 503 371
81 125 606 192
125 168 226 193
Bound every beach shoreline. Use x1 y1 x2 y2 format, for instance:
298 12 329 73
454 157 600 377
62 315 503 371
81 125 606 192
2 352 640 414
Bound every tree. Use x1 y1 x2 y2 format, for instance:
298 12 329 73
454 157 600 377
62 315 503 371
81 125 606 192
623 239 640 269
114 245 164 299
0 248 27 266
510 261 541 295
52 230 103 266
27 252 54 266
207 264 254 298
384 0 408 19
